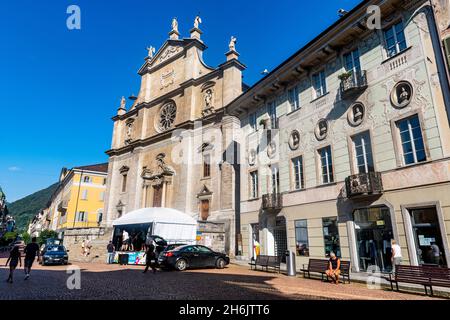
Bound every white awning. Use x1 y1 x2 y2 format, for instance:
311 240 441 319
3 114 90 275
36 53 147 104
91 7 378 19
112 207 197 227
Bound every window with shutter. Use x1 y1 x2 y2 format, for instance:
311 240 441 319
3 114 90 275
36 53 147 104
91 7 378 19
444 37 450 73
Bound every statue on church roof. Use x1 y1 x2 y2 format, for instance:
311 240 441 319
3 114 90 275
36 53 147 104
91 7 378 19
146 46 156 59
194 15 202 29
171 18 179 33
120 96 126 109
229 36 237 51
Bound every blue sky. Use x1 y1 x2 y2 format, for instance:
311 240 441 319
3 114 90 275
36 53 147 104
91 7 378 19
0 0 361 202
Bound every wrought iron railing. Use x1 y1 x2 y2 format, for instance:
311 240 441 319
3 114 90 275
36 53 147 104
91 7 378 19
262 193 283 211
340 70 368 98
345 172 383 198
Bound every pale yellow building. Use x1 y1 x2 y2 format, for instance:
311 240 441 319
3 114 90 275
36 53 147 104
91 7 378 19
48 163 108 237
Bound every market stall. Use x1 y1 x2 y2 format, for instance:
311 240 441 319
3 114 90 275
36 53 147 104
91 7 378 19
111 207 197 265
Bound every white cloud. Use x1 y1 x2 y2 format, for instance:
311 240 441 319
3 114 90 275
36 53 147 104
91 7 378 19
8 166 21 172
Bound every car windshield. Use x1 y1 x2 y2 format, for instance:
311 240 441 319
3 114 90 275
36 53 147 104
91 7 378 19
47 246 65 252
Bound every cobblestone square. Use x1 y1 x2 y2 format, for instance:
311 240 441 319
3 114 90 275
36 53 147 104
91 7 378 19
0 259 443 300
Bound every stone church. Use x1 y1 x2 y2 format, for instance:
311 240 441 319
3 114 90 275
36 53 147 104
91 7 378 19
104 17 246 255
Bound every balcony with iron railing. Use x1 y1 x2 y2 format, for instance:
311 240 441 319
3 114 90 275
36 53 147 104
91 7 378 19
345 172 383 198
339 70 368 99
262 193 283 212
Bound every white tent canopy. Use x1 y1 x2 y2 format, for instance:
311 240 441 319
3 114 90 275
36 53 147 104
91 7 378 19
112 207 197 244
112 207 197 226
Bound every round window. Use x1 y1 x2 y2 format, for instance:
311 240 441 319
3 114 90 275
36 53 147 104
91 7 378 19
159 102 177 131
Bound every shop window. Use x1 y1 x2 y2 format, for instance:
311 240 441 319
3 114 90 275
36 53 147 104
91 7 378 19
410 207 447 267
295 219 309 256
354 206 394 272
384 21 407 58
396 115 426 165
322 217 341 257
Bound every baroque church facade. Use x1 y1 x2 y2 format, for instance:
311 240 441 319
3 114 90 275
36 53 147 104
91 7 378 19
104 18 245 255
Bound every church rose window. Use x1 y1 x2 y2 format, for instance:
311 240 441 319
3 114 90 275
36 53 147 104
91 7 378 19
159 102 177 131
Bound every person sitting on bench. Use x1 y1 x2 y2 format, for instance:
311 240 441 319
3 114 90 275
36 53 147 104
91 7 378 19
325 252 341 284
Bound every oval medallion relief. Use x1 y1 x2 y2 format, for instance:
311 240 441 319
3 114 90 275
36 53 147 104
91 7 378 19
391 81 413 109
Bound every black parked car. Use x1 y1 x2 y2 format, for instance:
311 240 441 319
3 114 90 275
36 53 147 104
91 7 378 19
40 245 69 266
158 245 229 271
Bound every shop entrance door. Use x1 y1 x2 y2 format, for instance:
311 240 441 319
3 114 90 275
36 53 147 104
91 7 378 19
410 207 447 267
274 217 287 263
354 206 394 273
251 223 260 259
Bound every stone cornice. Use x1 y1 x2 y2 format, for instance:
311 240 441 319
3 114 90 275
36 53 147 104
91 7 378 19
107 109 227 157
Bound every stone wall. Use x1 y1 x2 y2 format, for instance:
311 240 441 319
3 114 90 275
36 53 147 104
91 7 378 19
63 227 113 264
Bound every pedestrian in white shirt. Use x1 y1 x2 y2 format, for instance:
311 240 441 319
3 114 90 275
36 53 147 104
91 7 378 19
391 239 402 273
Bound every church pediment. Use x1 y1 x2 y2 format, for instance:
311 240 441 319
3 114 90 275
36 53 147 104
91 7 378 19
138 40 185 75
197 185 212 198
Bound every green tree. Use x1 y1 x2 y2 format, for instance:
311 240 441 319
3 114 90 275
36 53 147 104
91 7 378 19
21 232 31 244
37 229 59 246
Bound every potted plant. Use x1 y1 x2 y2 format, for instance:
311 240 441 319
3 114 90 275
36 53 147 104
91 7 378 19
338 70 353 81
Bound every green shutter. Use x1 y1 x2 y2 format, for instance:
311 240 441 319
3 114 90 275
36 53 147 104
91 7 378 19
444 37 450 72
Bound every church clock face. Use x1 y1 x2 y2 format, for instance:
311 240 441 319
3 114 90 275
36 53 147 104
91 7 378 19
158 102 177 131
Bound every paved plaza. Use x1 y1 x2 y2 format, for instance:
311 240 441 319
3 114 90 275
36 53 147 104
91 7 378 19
0 259 445 300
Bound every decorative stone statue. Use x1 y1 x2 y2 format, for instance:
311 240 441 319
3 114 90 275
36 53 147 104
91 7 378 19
194 15 202 29
354 105 363 120
399 86 410 104
171 18 179 33
120 96 126 109
204 89 213 107
126 123 133 141
146 46 156 58
229 36 237 51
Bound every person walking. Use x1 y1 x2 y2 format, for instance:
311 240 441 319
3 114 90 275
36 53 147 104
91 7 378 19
106 241 115 264
143 244 157 274
23 237 40 280
5 245 22 283
391 239 402 273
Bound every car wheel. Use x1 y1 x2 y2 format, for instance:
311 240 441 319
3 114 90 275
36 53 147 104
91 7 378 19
175 259 188 271
216 258 226 269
